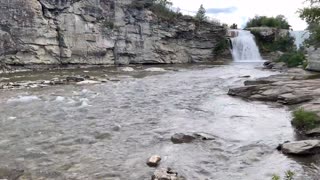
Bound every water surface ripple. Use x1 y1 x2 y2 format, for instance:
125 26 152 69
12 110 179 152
0 63 319 179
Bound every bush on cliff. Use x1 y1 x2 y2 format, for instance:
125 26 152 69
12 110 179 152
292 109 320 131
130 0 181 21
213 38 230 58
245 15 291 29
277 50 306 68
251 30 295 53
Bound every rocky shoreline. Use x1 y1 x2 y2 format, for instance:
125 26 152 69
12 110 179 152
229 63 320 155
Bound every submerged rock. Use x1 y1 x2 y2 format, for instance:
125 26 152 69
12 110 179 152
171 133 196 144
147 155 161 167
152 168 185 180
171 133 215 144
278 140 320 155
0 168 24 180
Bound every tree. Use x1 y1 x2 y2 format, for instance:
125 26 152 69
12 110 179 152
195 4 207 22
299 0 320 47
230 23 238 29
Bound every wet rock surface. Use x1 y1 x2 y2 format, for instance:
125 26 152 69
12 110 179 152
147 155 162 167
229 68 320 111
152 168 185 180
278 140 320 155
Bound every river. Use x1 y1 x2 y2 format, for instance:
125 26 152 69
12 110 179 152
1 62 320 179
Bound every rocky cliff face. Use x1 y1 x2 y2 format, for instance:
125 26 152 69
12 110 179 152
0 0 226 70
307 47 320 72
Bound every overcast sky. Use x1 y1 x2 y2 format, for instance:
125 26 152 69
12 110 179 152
170 0 308 30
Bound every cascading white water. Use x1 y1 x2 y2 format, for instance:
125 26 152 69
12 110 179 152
290 31 310 49
230 30 262 61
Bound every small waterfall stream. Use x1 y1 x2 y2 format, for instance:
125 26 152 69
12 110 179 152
230 30 262 61
290 31 310 49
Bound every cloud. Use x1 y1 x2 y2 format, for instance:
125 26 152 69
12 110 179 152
206 7 237 14
171 0 308 30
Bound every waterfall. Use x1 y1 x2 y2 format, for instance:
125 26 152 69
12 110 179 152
290 31 310 49
230 30 262 61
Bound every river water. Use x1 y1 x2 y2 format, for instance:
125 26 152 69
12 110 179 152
0 62 319 180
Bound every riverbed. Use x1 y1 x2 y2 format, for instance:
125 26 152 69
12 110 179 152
0 62 319 179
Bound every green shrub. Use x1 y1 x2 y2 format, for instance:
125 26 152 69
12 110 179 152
213 38 230 57
277 50 306 67
292 108 320 131
246 15 291 29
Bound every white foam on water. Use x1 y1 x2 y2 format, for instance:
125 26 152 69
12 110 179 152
7 95 40 103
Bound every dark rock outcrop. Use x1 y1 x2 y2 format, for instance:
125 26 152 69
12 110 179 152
0 0 227 72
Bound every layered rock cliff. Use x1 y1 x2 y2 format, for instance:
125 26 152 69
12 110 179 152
0 0 226 71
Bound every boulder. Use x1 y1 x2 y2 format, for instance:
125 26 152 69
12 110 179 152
152 168 185 180
279 140 320 155
147 155 161 167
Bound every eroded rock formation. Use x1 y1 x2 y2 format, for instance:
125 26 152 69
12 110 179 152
0 0 226 70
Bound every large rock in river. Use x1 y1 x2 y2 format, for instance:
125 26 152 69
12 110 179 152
279 140 320 155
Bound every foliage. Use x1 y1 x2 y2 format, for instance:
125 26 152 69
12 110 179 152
271 170 295 180
292 108 320 131
246 15 291 29
285 171 295 180
252 31 295 53
299 0 320 47
230 23 238 29
195 4 207 22
277 50 306 68
213 38 230 57
272 175 281 180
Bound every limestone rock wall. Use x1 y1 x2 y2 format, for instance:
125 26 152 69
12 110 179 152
307 47 320 72
0 0 226 69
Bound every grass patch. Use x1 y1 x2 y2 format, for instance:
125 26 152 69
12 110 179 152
276 50 306 68
292 108 320 131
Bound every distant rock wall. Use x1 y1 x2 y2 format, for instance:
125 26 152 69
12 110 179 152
0 0 226 70
307 47 320 72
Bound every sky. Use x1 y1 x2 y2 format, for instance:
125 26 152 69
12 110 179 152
170 0 309 30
